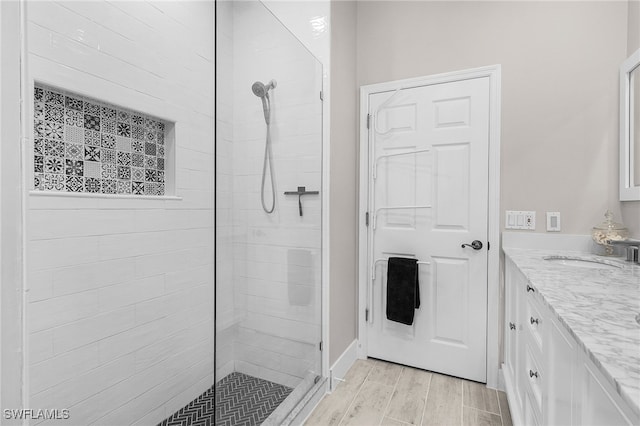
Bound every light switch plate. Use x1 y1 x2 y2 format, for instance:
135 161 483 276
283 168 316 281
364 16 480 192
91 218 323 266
546 212 561 232
506 211 536 230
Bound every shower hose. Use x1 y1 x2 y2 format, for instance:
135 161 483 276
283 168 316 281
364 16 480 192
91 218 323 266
261 95 275 214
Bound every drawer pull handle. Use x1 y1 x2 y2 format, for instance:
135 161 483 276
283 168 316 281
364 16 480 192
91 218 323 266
526 285 535 293
529 370 539 379
530 317 539 325
509 322 516 330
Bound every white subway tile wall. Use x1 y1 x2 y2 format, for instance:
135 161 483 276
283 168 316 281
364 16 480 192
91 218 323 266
216 1 323 389
25 1 214 425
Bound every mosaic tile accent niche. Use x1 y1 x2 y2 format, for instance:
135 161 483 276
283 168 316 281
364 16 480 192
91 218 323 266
33 84 169 196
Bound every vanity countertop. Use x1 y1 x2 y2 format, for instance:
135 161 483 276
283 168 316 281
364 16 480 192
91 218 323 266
503 247 640 416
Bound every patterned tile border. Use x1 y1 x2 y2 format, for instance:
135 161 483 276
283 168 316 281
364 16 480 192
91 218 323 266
34 84 168 196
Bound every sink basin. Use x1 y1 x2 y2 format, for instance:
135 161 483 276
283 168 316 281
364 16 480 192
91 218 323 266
543 256 622 270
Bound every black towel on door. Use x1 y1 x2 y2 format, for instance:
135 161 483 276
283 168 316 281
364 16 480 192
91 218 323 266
386 257 420 325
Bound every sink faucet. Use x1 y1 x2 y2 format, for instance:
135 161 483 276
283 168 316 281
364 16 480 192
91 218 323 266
607 239 640 264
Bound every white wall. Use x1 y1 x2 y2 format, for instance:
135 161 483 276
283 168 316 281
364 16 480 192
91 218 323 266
356 1 629 237
24 2 214 425
328 0 358 366
629 0 640 55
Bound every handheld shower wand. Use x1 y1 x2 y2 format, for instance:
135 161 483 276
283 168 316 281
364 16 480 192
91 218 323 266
252 79 277 213
252 80 277 125
251 80 277 97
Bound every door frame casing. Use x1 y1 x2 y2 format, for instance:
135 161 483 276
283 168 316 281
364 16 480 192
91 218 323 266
357 65 502 388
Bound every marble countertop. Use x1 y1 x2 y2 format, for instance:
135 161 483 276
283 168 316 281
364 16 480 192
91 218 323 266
503 247 640 417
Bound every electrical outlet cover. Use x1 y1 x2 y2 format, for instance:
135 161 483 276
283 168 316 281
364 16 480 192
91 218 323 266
546 212 561 232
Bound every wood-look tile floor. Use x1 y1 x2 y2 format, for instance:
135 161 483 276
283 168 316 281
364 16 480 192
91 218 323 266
304 359 513 426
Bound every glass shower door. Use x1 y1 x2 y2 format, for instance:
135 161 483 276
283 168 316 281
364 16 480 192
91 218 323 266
215 0 323 423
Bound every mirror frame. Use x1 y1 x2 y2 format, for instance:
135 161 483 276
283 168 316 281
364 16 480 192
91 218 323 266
620 48 640 201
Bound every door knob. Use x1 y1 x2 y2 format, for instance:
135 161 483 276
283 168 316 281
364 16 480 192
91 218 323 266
461 240 483 250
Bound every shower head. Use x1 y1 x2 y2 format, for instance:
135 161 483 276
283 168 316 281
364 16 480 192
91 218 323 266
253 80 277 125
251 80 277 98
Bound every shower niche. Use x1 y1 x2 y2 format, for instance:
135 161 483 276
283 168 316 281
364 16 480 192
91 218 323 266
215 0 324 424
32 83 175 197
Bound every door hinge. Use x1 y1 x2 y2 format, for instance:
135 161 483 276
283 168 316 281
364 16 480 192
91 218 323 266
365 212 369 226
365 309 369 321
488 241 491 250
320 91 324 101
366 114 371 129
319 341 323 351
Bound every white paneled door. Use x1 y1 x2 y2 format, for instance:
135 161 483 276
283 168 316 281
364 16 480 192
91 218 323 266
365 77 490 383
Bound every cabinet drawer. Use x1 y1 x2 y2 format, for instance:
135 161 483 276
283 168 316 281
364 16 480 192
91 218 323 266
524 343 544 414
524 291 544 352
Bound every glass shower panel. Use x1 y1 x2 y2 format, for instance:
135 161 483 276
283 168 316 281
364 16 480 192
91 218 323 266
215 0 323 422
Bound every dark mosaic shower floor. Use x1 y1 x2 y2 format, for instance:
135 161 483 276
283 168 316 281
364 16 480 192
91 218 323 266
158 372 293 426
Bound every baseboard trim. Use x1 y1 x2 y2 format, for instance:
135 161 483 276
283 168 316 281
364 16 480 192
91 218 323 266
497 366 506 391
329 339 358 391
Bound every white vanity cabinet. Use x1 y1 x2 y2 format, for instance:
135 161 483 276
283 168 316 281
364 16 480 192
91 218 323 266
575 356 636 426
503 257 523 415
503 257 639 426
544 313 576 425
